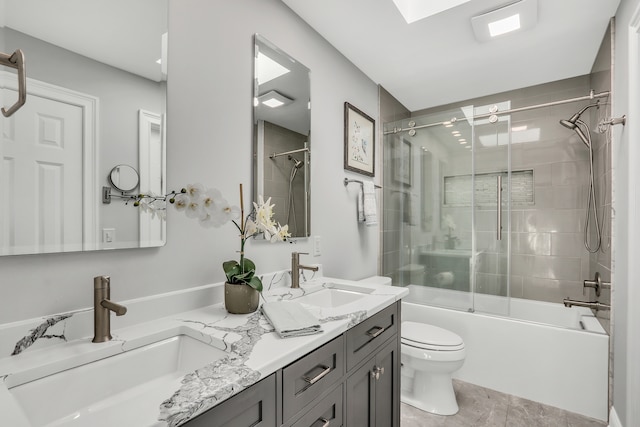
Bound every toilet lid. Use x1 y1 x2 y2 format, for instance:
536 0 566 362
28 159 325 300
402 321 464 350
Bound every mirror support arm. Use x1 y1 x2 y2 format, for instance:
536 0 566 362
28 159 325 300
0 49 27 117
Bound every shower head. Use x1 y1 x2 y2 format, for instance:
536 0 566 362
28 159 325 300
559 103 598 128
288 155 304 169
559 103 598 148
559 119 577 130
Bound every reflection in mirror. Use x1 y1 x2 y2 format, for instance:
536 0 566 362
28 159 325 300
109 165 139 193
253 34 310 238
0 0 168 255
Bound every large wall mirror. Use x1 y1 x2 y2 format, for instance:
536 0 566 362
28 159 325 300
0 0 168 255
253 34 310 238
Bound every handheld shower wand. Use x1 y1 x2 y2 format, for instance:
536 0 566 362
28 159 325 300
558 103 603 253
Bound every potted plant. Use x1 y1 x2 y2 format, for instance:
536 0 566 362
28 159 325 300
132 183 289 314
442 214 459 250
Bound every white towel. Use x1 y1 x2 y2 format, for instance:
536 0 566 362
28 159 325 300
363 181 378 226
261 301 323 338
357 187 366 222
404 192 419 226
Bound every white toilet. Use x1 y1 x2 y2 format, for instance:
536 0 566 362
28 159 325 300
401 321 466 415
357 276 466 416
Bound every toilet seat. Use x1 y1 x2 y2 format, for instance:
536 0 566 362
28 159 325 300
402 321 465 351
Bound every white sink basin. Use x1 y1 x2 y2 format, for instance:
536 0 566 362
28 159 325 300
296 288 367 308
9 335 227 427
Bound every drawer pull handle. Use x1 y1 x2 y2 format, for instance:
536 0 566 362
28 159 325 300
315 417 330 427
303 365 331 385
367 326 385 338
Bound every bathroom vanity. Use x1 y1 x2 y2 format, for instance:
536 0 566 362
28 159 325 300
188 302 400 426
0 271 408 427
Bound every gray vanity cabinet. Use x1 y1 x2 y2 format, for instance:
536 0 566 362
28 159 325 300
184 372 277 427
282 335 344 421
182 301 400 427
345 338 400 427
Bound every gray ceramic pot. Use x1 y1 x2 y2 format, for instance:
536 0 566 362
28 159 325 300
224 282 259 314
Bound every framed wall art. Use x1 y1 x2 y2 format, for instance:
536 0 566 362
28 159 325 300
344 102 375 177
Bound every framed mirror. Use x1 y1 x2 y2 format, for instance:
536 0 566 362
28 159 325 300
253 34 311 238
0 0 168 255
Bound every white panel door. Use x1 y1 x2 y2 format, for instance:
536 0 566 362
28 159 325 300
138 109 165 247
1 88 83 254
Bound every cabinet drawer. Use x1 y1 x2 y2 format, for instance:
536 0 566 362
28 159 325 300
184 373 276 427
283 335 345 421
290 384 343 427
345 302 398 370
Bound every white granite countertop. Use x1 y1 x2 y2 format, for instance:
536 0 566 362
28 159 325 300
0 272 407 426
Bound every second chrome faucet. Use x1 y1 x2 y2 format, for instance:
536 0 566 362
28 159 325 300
291 252 318 289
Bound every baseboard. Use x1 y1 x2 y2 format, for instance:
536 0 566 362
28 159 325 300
609 406 623 427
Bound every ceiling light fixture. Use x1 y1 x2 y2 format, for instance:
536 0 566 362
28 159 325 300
471 0 537 43
258 90 294 108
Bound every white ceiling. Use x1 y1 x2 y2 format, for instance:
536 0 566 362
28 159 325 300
281 0 621 111
0 0 167 82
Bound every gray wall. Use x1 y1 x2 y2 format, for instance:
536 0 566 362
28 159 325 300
0 0 379 324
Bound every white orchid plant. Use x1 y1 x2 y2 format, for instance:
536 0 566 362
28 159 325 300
441 213 459 248
131 183 289 292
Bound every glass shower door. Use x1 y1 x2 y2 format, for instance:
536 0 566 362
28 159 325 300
382 107 475 312
471 103 511 316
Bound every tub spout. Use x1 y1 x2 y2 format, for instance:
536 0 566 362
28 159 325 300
563 298 610 312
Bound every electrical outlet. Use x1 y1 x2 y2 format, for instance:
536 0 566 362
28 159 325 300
102 228 115 243
313 236 321 256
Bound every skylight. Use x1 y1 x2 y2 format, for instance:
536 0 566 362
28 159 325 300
391 0 471 24
256 52 290 85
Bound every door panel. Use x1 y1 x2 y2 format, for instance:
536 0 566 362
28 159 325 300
1 89 84 254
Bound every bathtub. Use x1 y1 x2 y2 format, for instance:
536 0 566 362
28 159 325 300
402 285 609 421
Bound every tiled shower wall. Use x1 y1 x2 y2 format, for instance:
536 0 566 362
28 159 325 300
588 23 613 331
384 73 612 306
379 87 411 282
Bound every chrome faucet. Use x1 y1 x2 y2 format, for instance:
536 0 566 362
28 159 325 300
92 276 127 343
291 252 319 289
563 298 610 312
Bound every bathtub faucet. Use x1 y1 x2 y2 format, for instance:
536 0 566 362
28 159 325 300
583 272 611 297
563 298 610 312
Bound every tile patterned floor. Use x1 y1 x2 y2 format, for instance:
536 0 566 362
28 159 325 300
401 380 607 427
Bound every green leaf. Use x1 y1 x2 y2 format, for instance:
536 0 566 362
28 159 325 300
240 257 256 273
247 276 263 292
222 260 241 282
